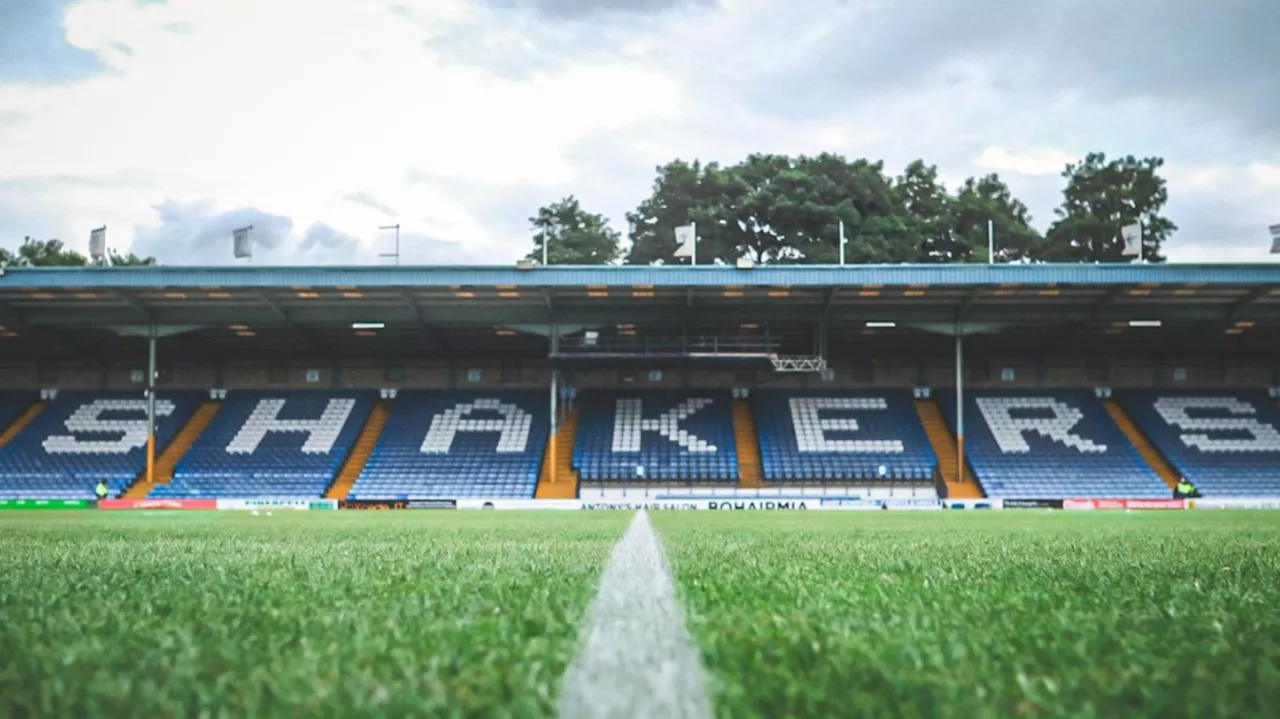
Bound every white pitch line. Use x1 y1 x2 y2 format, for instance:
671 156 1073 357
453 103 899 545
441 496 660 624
557 510 713 719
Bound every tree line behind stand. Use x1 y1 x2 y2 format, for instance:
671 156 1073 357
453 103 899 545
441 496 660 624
0 237 154 267
1 151 1173 269
526 151 1177 266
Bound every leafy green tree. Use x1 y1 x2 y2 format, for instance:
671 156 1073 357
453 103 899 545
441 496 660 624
626 154 907 265
106 249 156 266
1041 153 1175 263
625 160 735 265
952 174 1044 263
893 160 955 262
526 196 621 265
0 237 156 266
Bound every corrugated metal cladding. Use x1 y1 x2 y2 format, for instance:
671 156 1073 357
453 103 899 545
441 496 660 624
2 263 1280 288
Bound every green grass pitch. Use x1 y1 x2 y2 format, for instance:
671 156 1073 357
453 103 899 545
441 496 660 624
2 510 1278 718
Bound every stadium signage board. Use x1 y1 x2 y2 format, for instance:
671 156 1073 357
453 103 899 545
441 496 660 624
817 497 941 510
1187 498 1280 510
338 499 458 510
943 499 1001 509
454 498 950 510
97 499 218 510
0 499 90 510
1063 499 1186 510
1002 499 1065 509
216 499 338 511
582 501 704 510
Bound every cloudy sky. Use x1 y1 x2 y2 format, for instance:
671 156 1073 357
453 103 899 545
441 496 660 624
1 0 1277 265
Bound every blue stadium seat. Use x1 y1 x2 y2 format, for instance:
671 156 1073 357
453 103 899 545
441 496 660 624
753 389 936 482
152 390 375 499
939 390 1168 499
350 390 547 499
573 390 737 483
1121 390 1280 497
0 390 201 499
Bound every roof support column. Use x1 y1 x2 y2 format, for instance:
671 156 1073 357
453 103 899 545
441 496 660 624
146 323 158 489
954 322 964 488
818 316 829 362
549 322 560 488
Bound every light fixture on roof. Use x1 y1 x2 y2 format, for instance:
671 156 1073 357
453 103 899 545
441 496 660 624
352 322 385 330
865 321 896 328
736 256 754 270
1128 320 1162 328
516 258 535 271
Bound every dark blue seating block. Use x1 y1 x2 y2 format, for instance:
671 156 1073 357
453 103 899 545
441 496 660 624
1121 390 1280 497
153 390 375 499
753 389 936 482
573 391 737 482
352 390 547 500
0 390 201 499
939 389 1168 499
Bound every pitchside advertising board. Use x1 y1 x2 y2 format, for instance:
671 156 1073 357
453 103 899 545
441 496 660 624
29 495 1278 511
454 497 957 510
0 499 91 510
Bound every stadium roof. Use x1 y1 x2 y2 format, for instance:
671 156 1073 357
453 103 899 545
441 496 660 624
1 263 1278 362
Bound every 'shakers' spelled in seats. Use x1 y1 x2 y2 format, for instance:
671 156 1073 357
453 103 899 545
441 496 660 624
1121 390 1280 497
151 390 376 499
574 391 737 482
753 390 936 482
942 390 1168 499
0 391 201 499
351 391 547 499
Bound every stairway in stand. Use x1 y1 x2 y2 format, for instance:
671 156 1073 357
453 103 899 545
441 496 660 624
536 405 581 499
326 400 391 500
914 399 985 499
123 401 220 499
0 401 44 448
731 400 765 489
1103 399 1179 490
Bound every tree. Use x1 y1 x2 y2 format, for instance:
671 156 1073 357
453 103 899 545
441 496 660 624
525 196 621 265
951 174 1043 263
625 159 736 265
626 154 909 265
893 160 955 263
106 249 156 266
0 237 156 267
1041 153 1176 263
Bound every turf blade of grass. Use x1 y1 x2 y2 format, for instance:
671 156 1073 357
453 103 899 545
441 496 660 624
654 511 1280 719
0 511 628 718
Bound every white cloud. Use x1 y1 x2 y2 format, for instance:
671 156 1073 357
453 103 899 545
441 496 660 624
0 0 1276 266
0 0 681 261
975 146 1075 177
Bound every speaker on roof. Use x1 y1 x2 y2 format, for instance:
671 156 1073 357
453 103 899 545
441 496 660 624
89 226 106 262
232 226 253 259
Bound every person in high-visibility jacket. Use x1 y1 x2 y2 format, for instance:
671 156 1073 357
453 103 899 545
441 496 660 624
1174 477 1201 499
94 481 109 501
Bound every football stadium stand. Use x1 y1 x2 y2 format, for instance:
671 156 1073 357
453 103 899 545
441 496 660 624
1121 390 1280 497
0 391 201 499
350 390 548 499
150 391 376 499
573 390 738 484
1 263 1277 503
752 389 936 483
940 390 1170 499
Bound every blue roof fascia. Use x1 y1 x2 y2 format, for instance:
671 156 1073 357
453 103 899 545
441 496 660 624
2 263 1279 289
